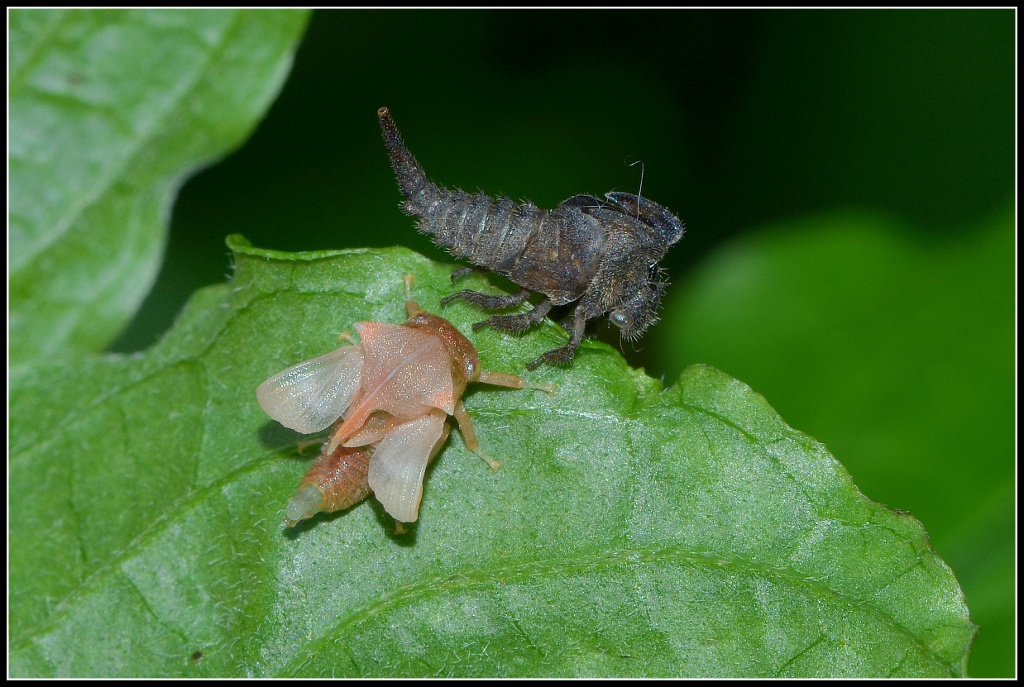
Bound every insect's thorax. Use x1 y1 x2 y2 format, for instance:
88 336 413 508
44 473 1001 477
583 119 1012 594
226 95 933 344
404 313 478 391
416 193 605 305
499 207 605 305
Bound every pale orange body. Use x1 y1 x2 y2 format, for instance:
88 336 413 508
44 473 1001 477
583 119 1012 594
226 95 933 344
258 279 553 526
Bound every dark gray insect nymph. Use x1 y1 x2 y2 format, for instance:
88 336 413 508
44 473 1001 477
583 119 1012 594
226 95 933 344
377 107 685 370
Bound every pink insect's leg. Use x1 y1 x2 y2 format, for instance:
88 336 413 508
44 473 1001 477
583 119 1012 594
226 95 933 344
403 274 426 318
337 331 358 344
430 422 453 462
296 434 330 454
452 401 502 472
478 370 557 396
324 422 347 455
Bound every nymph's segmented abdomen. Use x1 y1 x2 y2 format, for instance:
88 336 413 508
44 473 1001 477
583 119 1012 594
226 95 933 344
412 190 544 271
418 193 600 304
378 107 609 306
379 108 554 278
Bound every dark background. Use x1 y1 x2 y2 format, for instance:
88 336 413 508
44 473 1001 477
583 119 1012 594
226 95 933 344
108 10 1015 677
112 9 1013 372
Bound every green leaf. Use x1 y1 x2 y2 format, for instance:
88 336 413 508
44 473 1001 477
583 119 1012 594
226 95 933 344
8 9 310 367
656 207 1013 677
9 240 975 677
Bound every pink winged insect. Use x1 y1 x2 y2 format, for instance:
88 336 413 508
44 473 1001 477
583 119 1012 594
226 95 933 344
257 277 553 526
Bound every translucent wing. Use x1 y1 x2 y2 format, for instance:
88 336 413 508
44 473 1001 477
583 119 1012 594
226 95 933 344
367 410 448 523
343 410 403 447
257 345 365 434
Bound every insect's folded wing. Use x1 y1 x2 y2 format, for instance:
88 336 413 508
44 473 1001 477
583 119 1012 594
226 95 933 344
367 410 448 523
332 322 454 442
358 322 455 414
257 345 365 434
343 411 403 447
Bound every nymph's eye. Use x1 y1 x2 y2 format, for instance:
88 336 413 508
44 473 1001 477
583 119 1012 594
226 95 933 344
610 311 632 329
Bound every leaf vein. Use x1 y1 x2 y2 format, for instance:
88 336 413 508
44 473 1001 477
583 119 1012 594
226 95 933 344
282 546 945 676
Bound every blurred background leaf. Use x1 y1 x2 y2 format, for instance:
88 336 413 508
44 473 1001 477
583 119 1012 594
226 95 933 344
9 9 1014 677
9 9 310 367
